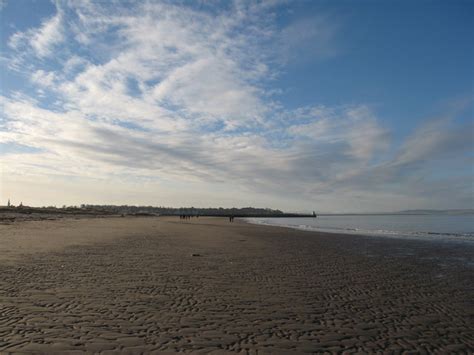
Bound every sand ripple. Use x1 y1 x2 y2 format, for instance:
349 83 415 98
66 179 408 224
0 217 472 353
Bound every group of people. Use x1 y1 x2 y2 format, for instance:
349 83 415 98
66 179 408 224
178 215 235 222
179 215 199 220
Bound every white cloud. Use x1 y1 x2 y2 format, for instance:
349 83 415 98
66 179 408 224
288 105 389 161
151 57 264 126
9 11 64 58
63 55 89 74
279 15 339 63
392 118 472 167
31 70 58 87
30 13 64 57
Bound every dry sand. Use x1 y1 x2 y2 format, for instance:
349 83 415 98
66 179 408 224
0 216 472 353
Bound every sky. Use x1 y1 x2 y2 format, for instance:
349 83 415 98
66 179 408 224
0 0 473 213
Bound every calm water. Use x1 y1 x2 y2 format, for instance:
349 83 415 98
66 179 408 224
246 215 474 244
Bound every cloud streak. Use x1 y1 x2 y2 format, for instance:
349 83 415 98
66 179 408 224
9 10 64 58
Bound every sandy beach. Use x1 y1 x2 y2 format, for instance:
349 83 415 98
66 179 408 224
0 216 472 353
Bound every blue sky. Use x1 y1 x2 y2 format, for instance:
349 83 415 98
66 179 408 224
0 0 472 212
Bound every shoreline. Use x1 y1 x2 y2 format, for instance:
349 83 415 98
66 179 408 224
243 216 474 246
1 216 473 352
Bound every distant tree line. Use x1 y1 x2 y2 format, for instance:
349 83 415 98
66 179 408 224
80 205 286 217
1 203 312 218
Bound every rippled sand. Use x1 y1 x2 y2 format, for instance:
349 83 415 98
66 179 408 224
0 217 472 353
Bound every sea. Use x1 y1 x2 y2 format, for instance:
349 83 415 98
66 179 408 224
246 214 474 244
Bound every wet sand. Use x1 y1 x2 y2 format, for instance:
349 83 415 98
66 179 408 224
0 216 473 353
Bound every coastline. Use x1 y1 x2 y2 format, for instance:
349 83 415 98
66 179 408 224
1 216 472 353
244 216 474 245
